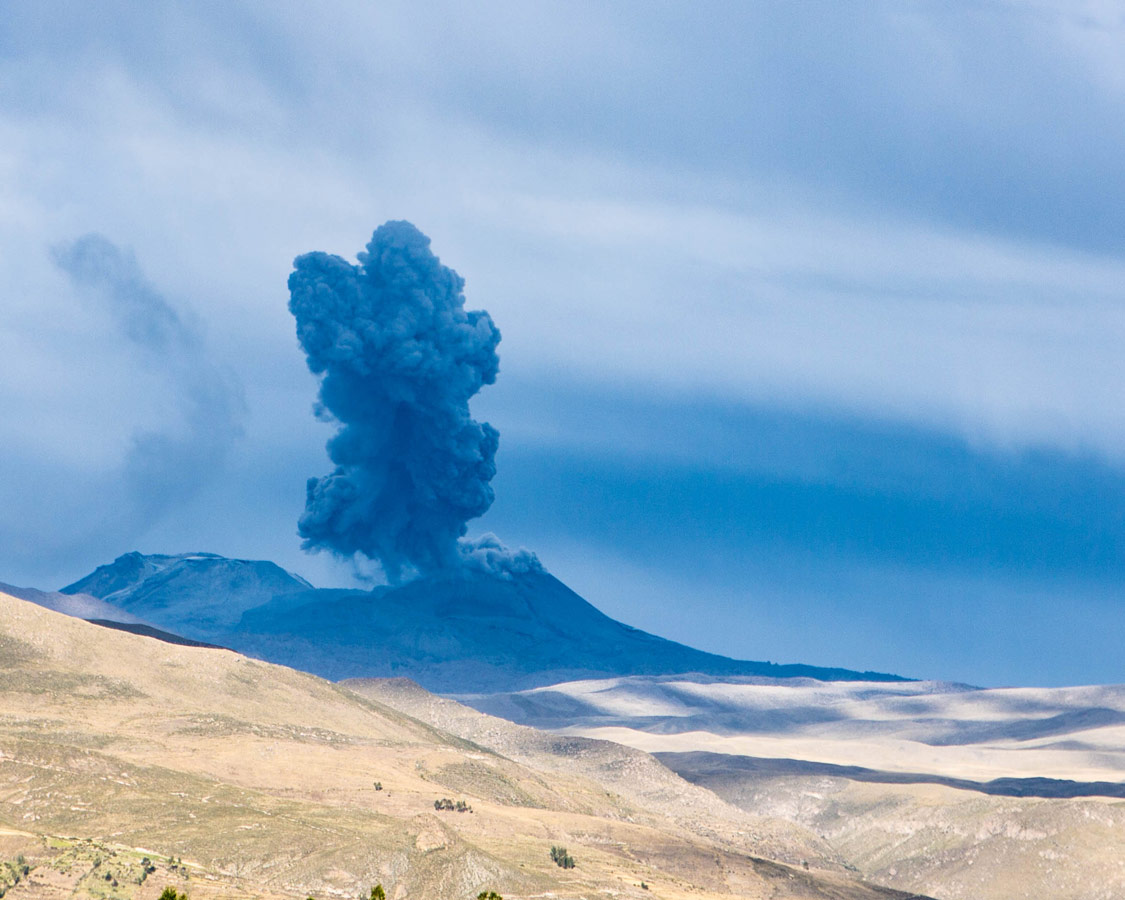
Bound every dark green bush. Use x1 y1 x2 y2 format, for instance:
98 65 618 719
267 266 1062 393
550 846 575 869
434 797 472 812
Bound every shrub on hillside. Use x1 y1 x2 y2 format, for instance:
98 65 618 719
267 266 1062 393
550 846 575 869
433 797 472 812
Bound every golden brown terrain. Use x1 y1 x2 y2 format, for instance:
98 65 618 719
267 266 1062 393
458 676 1125 900
670 767 1125 900
0 591 927 900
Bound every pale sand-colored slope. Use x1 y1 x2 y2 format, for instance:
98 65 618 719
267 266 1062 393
464 675 1125 900
558 727 1125 783
344 677 845 870
466 676 1125 782
0 592 924 900
676 767 1125 900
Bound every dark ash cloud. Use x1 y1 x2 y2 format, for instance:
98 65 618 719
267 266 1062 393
289 220 535 579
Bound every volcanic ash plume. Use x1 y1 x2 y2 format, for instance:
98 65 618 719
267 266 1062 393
289 221 527 580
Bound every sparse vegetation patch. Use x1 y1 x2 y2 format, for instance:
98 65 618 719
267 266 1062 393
0 855 30 897
0 634 39 668
0 670 145 699
433 797 472 812
550 845 575 869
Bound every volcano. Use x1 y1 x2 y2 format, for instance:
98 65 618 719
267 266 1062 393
61 552 906 692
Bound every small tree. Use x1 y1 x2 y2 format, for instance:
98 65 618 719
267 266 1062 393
370 884 386 900
478 891 502 900
159 889 181 900
550 846 575 869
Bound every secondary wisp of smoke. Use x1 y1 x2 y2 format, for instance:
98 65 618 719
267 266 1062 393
289 221 538 580
49 233 244 533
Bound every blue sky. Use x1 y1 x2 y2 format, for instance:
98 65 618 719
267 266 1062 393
2 1 1124 685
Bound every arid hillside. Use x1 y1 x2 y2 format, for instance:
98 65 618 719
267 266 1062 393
461 674 1125 900
0 591 926 900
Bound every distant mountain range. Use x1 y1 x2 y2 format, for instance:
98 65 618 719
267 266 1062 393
54 551 906 692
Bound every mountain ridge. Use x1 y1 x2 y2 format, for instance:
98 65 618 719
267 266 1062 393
62 551 313 632
53 551 908 692
0 579 149 625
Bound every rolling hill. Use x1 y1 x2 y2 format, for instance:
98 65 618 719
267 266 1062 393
460 674 1125 900
0 588 929 900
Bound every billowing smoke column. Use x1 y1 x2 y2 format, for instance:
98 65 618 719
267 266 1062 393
289 221 528 580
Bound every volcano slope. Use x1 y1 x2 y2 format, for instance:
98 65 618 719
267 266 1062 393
0 591 927 900
60 552 903 692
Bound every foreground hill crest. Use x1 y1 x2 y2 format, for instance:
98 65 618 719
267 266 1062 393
0 587 931 900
